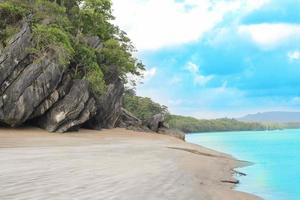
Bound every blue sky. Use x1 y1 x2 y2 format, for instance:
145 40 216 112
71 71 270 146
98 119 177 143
113 0 300 119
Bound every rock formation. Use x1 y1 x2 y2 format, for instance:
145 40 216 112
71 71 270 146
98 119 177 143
145 113 167 132
0 21 98 132
144 113 185 140
38 80 97 132
84 78 124 130
117 108 142 128
116 111 185 140
0 19 185 140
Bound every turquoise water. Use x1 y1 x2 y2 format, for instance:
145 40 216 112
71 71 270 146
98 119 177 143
186 129 300 200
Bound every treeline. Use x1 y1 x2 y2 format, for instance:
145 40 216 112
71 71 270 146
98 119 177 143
167 115 282 133
123 89 168 121
123 92 282 133
280 122 300 129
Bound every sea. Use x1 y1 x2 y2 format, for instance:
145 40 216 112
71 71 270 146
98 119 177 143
186 129 300 200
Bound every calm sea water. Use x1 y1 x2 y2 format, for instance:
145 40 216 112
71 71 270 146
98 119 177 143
186 129 300 200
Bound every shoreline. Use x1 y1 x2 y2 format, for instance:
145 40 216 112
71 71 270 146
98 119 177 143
0 127 261 200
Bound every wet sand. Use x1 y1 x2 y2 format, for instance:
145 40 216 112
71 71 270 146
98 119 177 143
0 127 261 200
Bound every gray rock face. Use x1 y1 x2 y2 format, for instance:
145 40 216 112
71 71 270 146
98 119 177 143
0 52 66 126
117 108 142 128
30 74 72 119
143 113 185 140
38 80 97 132
85 78 124 129
0 22 32 87
146 113 166 132
0 21 98 132
0 22 69 126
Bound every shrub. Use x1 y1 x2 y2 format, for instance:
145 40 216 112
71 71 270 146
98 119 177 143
73 44 106 94
32 24 74 64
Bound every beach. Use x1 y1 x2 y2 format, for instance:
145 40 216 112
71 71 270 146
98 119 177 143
0 127 260 200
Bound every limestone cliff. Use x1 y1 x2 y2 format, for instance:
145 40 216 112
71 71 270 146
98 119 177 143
0 21 121 132
0 2 184 140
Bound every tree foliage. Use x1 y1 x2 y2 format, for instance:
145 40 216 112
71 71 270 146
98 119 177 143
32 24 74 63
123 89 169 121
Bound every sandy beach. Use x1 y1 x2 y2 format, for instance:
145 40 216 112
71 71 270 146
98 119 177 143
0 127 261 200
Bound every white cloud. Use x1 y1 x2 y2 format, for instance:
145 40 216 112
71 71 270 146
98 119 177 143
112 0 268 50
185 62 213 86
194 74 213 86
143 67 157 79
242 0 271 12
238 23 300 49
288 50 300 61
186 62 199 73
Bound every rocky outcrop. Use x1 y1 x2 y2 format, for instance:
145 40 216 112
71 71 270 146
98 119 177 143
0 52 66 126
0 22 32 88
0 22 69 127
85 78 124 130
116 107 152 132
0 20 185 140
0 21 98 132
144 113 185 140
38 80 96 132
30 74 72 119
117 111 185 140
117 108 142 128
145 113 168 132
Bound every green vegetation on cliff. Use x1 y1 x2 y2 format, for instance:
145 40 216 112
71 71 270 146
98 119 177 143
0 0 144 95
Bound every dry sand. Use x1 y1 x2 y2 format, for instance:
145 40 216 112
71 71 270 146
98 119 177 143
0 127 261 200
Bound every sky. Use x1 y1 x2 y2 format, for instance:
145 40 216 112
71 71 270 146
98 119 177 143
112 0 300 119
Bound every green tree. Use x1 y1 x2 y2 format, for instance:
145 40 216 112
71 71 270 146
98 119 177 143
123 90 168 120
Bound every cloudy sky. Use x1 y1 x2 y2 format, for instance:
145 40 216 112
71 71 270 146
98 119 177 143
112 0 300 119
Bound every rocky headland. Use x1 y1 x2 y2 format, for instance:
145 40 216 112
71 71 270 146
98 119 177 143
0 15 183 139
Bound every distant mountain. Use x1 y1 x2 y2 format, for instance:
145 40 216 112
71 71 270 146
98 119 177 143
239 111 300 123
